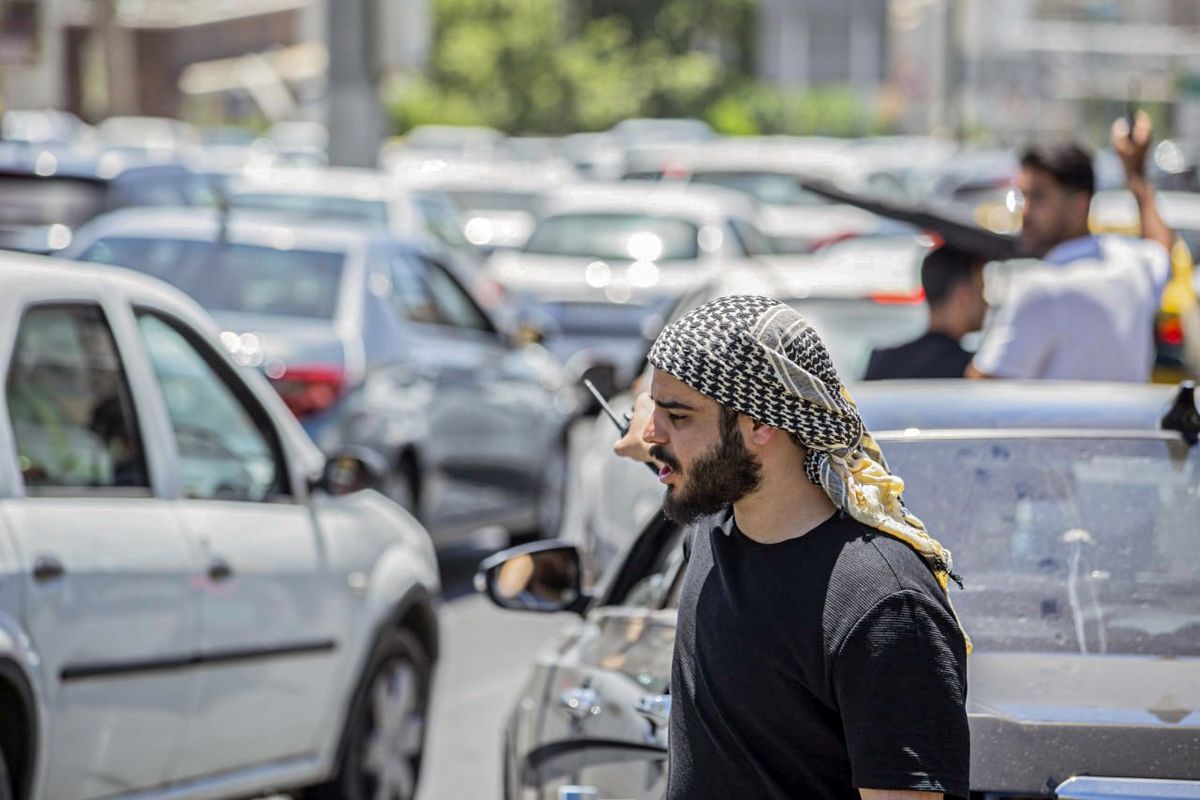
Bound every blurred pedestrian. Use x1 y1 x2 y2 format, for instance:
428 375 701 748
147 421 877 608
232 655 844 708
967 112 1172 381
614 295 970 800
864 244 987 379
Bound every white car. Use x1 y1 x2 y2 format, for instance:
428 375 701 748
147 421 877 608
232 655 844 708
390 157 576 252
0 253 441 800
655 137 889 252
484 182 772 388
223 166 472 256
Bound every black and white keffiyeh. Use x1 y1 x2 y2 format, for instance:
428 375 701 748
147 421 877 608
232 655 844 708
648 295 969 647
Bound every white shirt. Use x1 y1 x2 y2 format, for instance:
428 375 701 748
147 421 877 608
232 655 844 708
973 235 1171 381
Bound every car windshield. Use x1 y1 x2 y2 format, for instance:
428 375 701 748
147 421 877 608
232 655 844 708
689 170 829 207
786 297 929 379
79 237 345 319
0 177 106 228
524 213 699 261
227 191 390 227
881 435 1200 656
444 189 538 214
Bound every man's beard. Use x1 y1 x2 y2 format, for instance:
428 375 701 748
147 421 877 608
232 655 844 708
651 414 762 524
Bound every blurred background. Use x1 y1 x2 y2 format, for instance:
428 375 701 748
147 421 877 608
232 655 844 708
5 0 1200 161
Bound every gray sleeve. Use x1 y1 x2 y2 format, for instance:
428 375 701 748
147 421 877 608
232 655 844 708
972 280 1055 378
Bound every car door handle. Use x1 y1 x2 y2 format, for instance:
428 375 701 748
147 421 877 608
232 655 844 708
635 693 671 727
207 558 234 583
559 685 603 721
32 556 65 583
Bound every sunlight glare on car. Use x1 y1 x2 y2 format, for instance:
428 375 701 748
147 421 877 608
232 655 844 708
625 231 663 262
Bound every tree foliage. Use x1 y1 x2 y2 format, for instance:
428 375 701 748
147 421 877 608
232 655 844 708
385 0 882 136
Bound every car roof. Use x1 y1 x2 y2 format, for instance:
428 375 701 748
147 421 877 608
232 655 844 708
68 207 391 254
850 380 1177 434
670 137 858 177
540 181 758 221
225 166 393 201
0 249 327 477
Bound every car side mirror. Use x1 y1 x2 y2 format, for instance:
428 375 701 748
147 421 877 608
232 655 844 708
314 446 388 496
475 540 589 615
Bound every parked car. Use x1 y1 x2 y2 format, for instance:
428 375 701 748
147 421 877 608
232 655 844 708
393 158 575 253
0 159 215 254
649 137 891 253
0 251 440 800
574 236 932 576
484 182 773 394
480 380 1200 800
66 209 578 545
221 166 475 262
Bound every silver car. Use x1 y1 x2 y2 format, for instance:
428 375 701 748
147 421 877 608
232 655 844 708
66 209 579 546
482 380 1200 800
0 251 440 800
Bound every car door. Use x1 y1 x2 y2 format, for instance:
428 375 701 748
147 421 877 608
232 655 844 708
130 309 343 779
0 301 198 799
386 250 547 525
517 515 684 800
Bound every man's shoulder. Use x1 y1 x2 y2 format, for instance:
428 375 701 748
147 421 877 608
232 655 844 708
819 518 950 638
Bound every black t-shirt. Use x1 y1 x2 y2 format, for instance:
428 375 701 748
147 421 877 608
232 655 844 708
864 331 972 380
667 510 970 800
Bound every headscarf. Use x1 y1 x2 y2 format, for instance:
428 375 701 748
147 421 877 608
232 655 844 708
648 295 970 651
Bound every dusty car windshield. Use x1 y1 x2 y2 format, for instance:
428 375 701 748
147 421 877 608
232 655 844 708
444 188 538 214
79 237 346 319
689 170 828 207
226 192 390 226
523 213 700 261
880 435 1200 657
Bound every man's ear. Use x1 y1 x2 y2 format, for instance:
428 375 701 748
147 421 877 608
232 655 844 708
746 418 780 446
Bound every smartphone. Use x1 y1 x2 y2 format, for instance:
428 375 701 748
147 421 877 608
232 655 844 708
584 379 631 435
1126 78 1140 141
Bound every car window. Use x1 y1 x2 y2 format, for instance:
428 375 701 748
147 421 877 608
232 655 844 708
227 191 390 226
613 523 689 610
728 218 774 257
6 304 149 493
135 311 289 502
524 213 700 261
80 238 346 319
883 435 1200 656
389 253 491 332
414 191 470 249
690 171 828 207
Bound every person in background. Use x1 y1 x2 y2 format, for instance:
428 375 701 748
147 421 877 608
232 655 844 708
864 244 987 380
967 112 1172 381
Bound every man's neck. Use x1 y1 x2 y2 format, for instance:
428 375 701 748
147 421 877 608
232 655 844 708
926 309 964 341
732 464 837 545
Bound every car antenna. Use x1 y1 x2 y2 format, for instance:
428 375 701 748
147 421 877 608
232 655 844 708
1160 381 1200 446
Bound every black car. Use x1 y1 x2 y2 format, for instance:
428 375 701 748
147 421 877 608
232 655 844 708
479 380 1200 799
0 159 214 254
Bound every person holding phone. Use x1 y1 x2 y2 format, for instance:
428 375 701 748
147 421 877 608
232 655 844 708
613 296 970 800
966 112 1173 381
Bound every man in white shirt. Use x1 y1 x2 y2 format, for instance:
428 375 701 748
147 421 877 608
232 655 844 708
967 113 1173 381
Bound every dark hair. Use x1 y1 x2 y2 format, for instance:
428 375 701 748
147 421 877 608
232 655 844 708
921 245 982 308
1020 142 1095 196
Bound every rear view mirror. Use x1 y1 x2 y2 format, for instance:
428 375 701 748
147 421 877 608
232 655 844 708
475 540 587 614
315 446 387 496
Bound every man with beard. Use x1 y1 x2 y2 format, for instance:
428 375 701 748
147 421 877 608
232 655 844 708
613 296 970 800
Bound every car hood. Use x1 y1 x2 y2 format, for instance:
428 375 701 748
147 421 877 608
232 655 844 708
486 251 718 305
209 311 354 379
967 651 1200 791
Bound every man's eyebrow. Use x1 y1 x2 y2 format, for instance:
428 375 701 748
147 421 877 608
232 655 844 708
653 398 696 411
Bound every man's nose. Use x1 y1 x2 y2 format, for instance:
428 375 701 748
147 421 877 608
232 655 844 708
643 412 667 444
